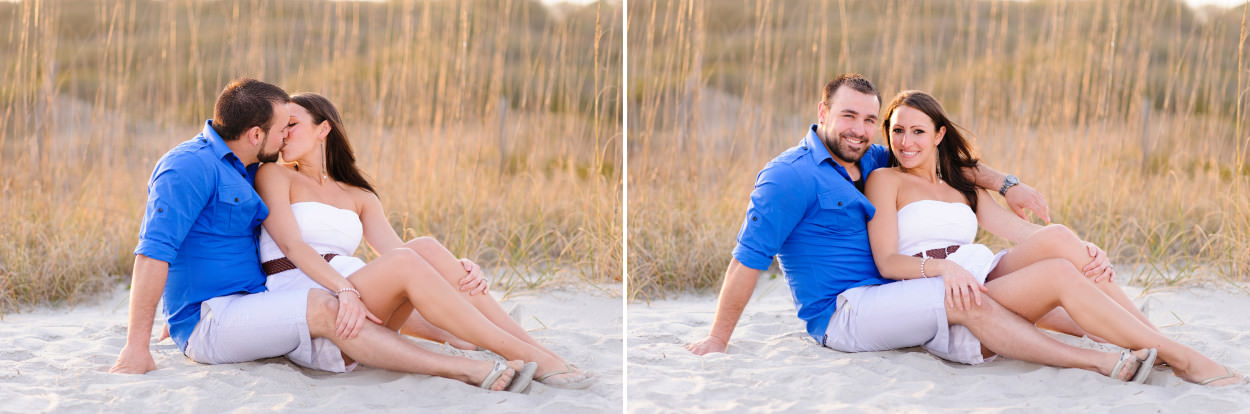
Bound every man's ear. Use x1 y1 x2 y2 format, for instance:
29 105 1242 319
247 126 263 146
817 101 828 125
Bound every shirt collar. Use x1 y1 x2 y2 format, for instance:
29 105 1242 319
803 124 835 166
203 120 241 163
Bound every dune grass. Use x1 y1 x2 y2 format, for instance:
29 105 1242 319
627 0 1249 301
0 0 622 314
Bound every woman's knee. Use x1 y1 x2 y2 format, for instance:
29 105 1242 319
381 247 441 281
1033 224 1081 249
405 236 443 254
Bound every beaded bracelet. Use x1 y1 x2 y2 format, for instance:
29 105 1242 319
920 257 931 278
335 287 362 300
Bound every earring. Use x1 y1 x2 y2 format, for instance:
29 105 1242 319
320 140 329 184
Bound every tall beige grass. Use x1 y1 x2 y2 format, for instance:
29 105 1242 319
628 0 1249 301
0 0 622 314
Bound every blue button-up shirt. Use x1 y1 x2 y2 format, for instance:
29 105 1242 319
134 120 269 352
732 124 894 343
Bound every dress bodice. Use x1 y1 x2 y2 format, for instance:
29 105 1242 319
896 199 978 256
258 201 363 261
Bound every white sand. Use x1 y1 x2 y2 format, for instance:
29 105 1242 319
0 283 621 413
628 274 1250 413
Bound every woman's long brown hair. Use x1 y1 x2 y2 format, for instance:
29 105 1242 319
290 93 377 195
881 90 980 211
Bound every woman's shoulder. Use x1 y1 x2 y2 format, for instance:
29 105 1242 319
255 162 298 188
257 162 297 177
342 184 381 208
866 167 905 183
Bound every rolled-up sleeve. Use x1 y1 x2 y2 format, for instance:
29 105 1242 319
732 162 809 271
134 152 213 263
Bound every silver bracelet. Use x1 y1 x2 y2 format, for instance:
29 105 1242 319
335 287 362 300
920 257 931 278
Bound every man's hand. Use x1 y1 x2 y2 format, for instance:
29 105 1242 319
1082 242 1114 283
1004 183 1051 224
686 335 729 355
110 344 157 374
458 258 489 296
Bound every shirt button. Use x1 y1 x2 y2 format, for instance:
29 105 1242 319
837 201 843 206
200 139 207 143
234 197 240 202
157 208 163 213
752 216 758 222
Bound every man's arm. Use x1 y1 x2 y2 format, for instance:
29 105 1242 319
110 254 168 374
969 163 1051 224
686 259 762 355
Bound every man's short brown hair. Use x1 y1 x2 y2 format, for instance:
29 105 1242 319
211 79 290 141
822 73 880 106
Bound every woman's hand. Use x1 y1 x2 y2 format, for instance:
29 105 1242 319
1082 241 1115 283
458 258 490 296
335 289 382 339
935 260 988 311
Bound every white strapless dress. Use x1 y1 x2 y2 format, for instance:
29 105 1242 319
259 202 369 293
896 200 1006 284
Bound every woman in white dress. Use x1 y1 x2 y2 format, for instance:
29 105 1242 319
254 93 593 390
864 90 1240 386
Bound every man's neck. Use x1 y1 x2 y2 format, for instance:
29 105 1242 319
829 151 861 182
223 138 257 166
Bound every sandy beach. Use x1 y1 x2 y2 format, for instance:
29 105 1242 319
628 273 1250 413
0 283 622 413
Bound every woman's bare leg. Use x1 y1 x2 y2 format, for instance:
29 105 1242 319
987 224 1157 333
346 248 584 381
985 259 1240 385
402 237 566 363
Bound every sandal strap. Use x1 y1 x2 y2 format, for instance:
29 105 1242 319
1198 366 1237 385
479 360 508 389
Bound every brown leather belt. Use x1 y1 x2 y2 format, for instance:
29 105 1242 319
262 253 338 276
912 245 960 259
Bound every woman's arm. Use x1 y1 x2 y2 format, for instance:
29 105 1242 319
964 164 1051 224
865 170 986 310
357 191 405 255
356 192 488 294
974 189 1043 244
975 189 1115 281
865 169 928 280
255 164 379 337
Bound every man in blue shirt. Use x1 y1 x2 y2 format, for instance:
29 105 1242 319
110 80 511 382
688 74 1125 370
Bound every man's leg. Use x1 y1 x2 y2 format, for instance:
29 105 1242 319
305 290 519 390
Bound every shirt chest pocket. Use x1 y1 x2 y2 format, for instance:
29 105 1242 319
816 190 868 234
215 184 259 235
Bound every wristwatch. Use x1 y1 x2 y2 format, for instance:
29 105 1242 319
999 174 1020 196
